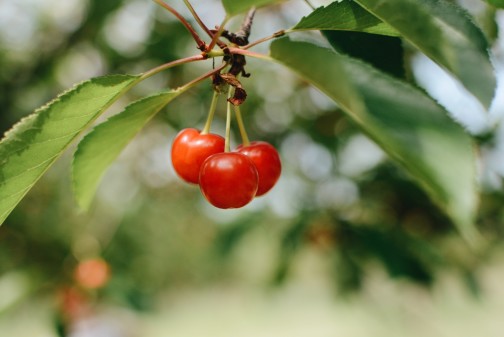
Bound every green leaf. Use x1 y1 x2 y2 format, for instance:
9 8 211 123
354 0 496 109
0 75 138 225
72 90 185 210
291 1 399 37
222 0 284 16
323 31 405 78
270 38 478 242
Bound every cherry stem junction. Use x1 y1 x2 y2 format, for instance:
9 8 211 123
207 16 230 52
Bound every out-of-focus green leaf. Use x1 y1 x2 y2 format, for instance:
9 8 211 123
272 213 312 285
291 1 398 36
213 215 262 257
354 0 495 109
270 38 478 242
73 90 185 210
486 0 504 8
479 6 499 44
0 75 138 225
222 0 285 16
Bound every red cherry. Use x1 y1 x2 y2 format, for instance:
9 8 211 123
74 258 110 289
199 152 258 209
171 128 225 184
237 141 281 196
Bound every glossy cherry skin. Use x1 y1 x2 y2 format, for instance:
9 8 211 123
199 152 259 209
171 128 225 184
237 141 281 196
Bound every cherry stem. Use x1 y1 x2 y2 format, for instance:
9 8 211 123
234 105 250 146
224 87 233 152
140 54 205 80
207 16 229 52
179 63 227 92
227 47 273 62
153 0 206 51
201 91 219 135
182 0 214 39
244 30 285 50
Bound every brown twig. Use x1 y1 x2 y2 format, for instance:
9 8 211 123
153 0 207 51
207 17 229 52
181 0 228 50
235 8 256 45
220 8 256 46
182 0 213 39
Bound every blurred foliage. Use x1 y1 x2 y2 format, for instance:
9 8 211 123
1 1 504 335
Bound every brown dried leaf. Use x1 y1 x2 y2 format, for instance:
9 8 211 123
219 73 247 105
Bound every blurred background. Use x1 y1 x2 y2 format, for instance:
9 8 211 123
2 0 504 336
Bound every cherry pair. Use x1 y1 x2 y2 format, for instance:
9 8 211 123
171 128 281 209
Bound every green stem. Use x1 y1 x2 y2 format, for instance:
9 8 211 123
139 54 205 81
227 47 274 62
201 91 220 134
234 105 250 146
225 88 233 152
207 49 225 58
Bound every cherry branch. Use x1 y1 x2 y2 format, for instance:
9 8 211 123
182 0 214 39
236 8 256 44
244 30 285 50
179 63 228 91
140 54 206 80
180 0 228 50
153 0 206 51
207 17 229 52
221 8 256 46
227 47 273 62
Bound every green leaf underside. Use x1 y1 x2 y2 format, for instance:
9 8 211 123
0 75 138 225
72 90 185 210
222 0 285 16
292 1 399 37
354 0 495 109
270 38 478 241
323 31 405 78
